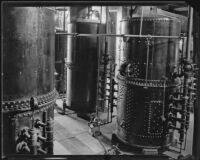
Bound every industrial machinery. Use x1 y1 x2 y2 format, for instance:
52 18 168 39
88 6 197 155
116 7 182 148
115 7 197 152
2 7 57 156
2 3 200 160
65 20 105 113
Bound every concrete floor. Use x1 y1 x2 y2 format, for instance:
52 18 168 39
53 99 194 158
53 99 112 155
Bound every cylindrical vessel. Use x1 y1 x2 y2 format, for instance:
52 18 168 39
2 7 56 156
66 21 105 113
3 7 55 99
116 12 181 148
119 16 181 79
55 33 68 93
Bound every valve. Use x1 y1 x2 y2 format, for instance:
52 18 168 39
16 125 49 155
169 107 183 114
29 128 38 155
182 59 198 78
88 117 102 128
107 145 121 155
16 141 30 153
169 95 184 104
100 54 110 65
37 134 47 142
120 120 126 129
88 118 102 137
34 119 46 128
167 112 183 124
37 147 47 154
21 128 31 139
16 127 31 153
30 97 39 110
179 127 185 142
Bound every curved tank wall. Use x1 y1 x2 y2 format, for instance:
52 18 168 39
55 33 68 93
2 7 56 156
3 7 55 100
66 21 105 113
116 12 181 148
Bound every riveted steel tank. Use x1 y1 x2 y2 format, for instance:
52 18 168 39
2 7 57 156
66 20 105 113
116 10 181 148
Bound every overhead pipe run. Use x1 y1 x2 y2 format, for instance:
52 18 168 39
55 32 184 39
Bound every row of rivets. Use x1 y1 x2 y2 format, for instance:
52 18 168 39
3 89 57 112
14 103 55 120
117 74 176 88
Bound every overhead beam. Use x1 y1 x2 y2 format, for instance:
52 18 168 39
2 1 187 7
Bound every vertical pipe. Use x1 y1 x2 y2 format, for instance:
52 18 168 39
105 6 110 122
29 128 38 155
180 6 193 151
105 6 109 39
139 7 144 37
145 39 150 81
192 11 200 160
100 6 102 24
63 7 66 32
43 111 47 150
96 24 100 118
46 119 54 154
88 6 90 19
11 118 17 154
186 6 193 61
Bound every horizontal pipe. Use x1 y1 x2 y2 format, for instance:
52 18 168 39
56 32 183 39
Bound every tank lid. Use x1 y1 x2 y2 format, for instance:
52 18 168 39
121 6 180 22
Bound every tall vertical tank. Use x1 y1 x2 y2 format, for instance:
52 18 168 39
66 20 105 113
55 33 68 93
2 7 56 155
116 7 181 148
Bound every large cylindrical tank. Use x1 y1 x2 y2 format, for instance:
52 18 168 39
2 7 56 156
3 7 55 99
116 10 181 148
66 21 105 113
55 33 68 93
